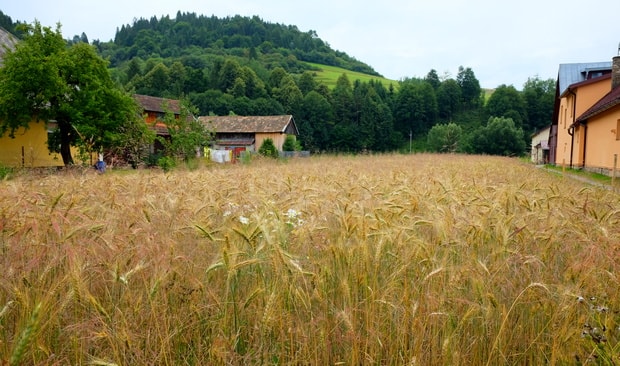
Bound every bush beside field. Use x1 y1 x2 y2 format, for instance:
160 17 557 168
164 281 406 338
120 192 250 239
1 154 619 365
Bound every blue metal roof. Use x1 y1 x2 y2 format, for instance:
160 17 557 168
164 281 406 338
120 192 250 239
557 61 611 96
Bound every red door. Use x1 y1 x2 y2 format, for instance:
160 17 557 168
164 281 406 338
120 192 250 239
232 147 246 163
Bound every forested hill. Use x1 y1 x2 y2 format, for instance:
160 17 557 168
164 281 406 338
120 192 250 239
97 12 379 76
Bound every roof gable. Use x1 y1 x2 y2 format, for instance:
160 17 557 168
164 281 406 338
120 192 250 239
199 115 298 135
576 86 620 123
560 74 611 98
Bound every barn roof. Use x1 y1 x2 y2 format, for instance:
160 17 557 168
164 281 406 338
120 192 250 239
0 26 18 66
199 115 298 135
133 94 181 114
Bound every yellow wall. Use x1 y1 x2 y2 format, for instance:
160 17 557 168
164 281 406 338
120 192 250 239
0 121 89 167
0 121 64 167
555 79 610 166
584 108 620 173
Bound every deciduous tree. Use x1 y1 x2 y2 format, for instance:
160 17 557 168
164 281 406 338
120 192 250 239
0 21 143 166
522 76 555 133
485 84 527 129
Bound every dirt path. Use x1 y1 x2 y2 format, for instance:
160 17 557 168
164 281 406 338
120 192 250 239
537 165 616 191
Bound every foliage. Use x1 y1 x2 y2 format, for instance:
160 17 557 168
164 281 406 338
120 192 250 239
0 21 141 166
521 76 555 133
0 14 556 160
437 79 462 120
258 138 279 158
457 66 482 110
107 13 379 76
0 163 14 180
427 122 463 153
0 10 24 37
485 84 527 128
113 112 156 168
239 150 252 164
469 116 526 156
282 134 301 151
304 62 396 90
158 100 212 162
157 155 176 172
394 78 438 138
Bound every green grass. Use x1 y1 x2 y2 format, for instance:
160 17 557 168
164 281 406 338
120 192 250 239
544 164 614 184
304 62 399 89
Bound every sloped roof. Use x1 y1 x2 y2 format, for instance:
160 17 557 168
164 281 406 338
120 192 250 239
557 61 611 96
133 94 181 114
0 26 18 65
576 86 620 123
199 115 298 135
560 73 611 98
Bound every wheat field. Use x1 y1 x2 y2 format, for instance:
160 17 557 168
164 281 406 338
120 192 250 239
1 154 619 365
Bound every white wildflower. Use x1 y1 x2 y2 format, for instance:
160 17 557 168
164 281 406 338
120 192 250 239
239 216 249 225
284 208 303 227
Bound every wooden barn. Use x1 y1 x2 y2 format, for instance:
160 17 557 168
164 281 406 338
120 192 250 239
133 94 183 153
199 115 298 158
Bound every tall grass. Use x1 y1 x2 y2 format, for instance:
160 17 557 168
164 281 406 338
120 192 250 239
1 154 619 364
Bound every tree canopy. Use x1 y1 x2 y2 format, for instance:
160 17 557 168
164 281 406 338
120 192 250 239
0 13 557 161
0 21 141 165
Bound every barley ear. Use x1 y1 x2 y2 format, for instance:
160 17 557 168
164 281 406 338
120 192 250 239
9 302 41 366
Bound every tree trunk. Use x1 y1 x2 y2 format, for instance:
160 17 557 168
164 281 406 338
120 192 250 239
58 120 74 166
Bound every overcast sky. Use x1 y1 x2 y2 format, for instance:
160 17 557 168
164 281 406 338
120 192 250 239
3 0 620 89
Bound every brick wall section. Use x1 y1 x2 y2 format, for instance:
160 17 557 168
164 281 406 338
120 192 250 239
612 56 620 90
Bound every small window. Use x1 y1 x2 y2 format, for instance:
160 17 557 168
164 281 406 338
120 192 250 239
616 120 620 140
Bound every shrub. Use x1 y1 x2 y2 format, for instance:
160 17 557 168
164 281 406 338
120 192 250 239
258 138 279 158
157 156 176 172
0 164 14 180
282 135 301 151
427 122 463 153
468 116 526 156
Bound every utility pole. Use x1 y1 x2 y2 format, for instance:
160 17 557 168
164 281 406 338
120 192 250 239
409 130 412 154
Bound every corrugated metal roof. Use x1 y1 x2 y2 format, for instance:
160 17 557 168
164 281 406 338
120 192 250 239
199 115 298 135
557 61 611 96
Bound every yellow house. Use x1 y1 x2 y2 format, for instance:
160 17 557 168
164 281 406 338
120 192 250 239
550 61 612 168
0 121 68 167
573 56 620 175
558 75 611 168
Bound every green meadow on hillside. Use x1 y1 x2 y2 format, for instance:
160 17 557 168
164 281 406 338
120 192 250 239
305 62 399 89
1 154 619 365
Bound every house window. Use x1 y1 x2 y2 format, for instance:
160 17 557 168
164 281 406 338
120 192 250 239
47 121 60 151
616 120 620 141
562 108 566 129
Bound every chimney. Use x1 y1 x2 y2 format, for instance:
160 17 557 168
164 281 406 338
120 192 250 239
613 55 620 90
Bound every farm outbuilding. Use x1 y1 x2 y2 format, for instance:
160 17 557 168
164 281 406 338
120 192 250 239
133 94 183 153
199 115 299 159
531 127 550 164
